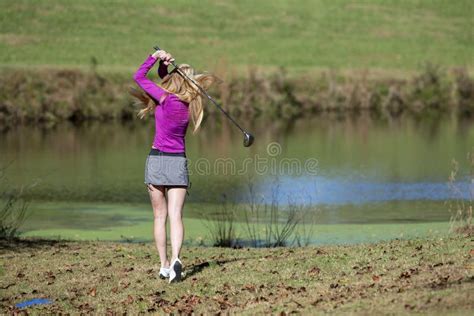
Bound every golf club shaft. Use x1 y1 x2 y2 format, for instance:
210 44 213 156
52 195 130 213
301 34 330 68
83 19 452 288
153 45 246 134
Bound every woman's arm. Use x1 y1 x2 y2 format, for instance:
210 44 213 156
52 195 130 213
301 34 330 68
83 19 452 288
133 54 167 102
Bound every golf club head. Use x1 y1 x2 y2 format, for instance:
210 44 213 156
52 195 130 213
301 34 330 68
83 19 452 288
243 132 254 147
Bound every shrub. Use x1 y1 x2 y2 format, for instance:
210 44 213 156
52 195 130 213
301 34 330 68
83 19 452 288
0 165 33 240
408 62 452 115
202 194 239 247
452 68 474 116
243 180 309 247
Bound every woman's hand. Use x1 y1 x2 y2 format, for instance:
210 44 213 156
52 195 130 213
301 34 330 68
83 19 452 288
152 50 175 66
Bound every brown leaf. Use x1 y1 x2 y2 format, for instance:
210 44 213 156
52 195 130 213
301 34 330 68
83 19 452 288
44 271 56 283
311 298 324 306
372 275 381 282
89 287 97 297
212 295 233 309
243 284 256 292
184 294 201 306
399 271 411 279
308 266 321 276
404 304 415 310
78 302 94 312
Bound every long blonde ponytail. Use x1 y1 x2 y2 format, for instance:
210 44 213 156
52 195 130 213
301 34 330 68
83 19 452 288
129 64 221 134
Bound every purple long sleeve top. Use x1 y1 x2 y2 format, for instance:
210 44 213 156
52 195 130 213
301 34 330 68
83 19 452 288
133 54 189 153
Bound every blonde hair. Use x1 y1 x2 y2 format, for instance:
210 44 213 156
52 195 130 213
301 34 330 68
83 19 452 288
129 64 220 134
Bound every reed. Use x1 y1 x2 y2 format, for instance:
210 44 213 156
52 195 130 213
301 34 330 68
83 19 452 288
0 164 33 240
447 148 473 236
201 194 239 248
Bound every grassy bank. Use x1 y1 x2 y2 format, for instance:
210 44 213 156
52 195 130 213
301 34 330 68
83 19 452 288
0 0 472 74
1 63 473 127
1 235 472 314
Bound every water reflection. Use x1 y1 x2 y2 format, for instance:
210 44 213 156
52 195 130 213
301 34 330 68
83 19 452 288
1 114 472 218
253 176 471 205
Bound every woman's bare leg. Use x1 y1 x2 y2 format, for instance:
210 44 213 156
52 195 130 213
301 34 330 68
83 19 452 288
167 187 187 262
147 184 169 268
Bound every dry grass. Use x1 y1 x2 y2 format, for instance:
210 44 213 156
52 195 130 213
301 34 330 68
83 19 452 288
0 235 472 314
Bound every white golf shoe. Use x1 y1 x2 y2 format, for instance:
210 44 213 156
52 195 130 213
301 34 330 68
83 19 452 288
158 267 170 279
169 258 183 283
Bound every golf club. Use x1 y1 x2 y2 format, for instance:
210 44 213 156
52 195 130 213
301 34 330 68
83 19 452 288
153 45 255 147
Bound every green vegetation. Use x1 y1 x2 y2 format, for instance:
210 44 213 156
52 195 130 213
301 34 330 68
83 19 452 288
1 235 472 314
0 0 472 75
0 1 472 124
0 165 32 240
1 63 473 125
16 199 451 246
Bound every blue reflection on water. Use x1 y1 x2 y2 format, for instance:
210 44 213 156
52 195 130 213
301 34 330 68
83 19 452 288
253 176 472 205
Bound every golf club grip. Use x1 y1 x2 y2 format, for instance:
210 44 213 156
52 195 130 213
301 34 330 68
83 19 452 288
153 45 179 68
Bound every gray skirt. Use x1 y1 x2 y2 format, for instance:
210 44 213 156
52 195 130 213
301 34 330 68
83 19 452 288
144 148 189 187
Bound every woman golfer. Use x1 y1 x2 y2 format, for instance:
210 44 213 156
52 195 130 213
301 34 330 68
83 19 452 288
131 49 217 283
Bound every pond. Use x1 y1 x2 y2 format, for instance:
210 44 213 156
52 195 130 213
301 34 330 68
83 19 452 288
1 114 472 244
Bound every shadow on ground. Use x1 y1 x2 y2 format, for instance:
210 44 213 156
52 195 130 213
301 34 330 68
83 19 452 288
0 237 72 253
